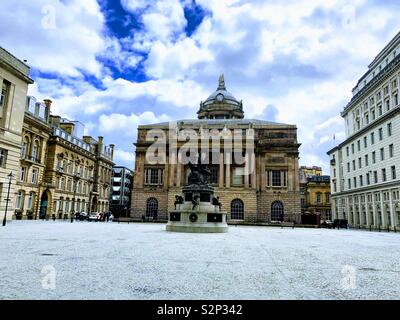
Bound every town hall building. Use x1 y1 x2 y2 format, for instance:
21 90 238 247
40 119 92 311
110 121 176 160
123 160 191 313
131 75 302 224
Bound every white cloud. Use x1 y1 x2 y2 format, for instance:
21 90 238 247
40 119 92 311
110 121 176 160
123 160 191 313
114 149 135 167
0 0 106 77
99 112 172 136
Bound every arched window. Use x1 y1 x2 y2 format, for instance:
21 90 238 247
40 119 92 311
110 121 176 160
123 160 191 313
146 198 158 218
271 201 284 222
231 199 244 220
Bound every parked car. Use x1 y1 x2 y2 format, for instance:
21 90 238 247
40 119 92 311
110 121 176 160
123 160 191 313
320 220 334 228
88 212 101 222
78 212 89 221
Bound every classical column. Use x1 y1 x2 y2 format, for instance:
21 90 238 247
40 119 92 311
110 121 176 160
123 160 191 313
164 158 169 190
244 152 249 189
345 197 351 223
176 163 182 187
365 193 370 227
219 152 224 188
372 193 377 228
251 152 257 189
169 163 175 187
389 190 395 229
261 157 266 190
380 191 385 227
225 153 231 188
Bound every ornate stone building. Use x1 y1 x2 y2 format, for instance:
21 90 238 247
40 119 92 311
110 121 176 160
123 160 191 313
328 31 400 230
0 47 34 222
303 175 332 220
14 97 51 219
13 96 115 220
131 75 302 224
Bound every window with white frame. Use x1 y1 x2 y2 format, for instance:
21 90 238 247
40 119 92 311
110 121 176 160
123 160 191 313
144 168 164 185
20 167 27 182
0 81 10 111
15 191 24 209
233 167 244 186
0 148 7 168
31 169 37 184
27 192 34 210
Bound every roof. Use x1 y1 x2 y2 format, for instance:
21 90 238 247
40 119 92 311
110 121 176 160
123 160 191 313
139 118 294 128
0 47 34 84
201 74 241 107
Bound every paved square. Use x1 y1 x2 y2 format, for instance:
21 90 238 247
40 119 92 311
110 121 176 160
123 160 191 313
0 221 399 299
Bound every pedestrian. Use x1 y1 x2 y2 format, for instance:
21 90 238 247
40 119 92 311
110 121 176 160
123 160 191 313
106 212 109 222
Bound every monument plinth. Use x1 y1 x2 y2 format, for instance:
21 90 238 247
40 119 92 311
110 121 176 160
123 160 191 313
166 163 228 233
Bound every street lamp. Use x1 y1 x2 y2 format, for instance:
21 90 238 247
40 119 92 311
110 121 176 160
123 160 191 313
3 172 14 227
71 172 81 223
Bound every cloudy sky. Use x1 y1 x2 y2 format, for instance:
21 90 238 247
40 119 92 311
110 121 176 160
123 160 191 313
1 0 400 172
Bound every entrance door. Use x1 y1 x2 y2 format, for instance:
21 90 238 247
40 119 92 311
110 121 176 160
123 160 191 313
39 192 49 219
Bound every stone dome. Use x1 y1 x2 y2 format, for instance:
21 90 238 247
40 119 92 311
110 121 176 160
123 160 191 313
197 74 244 120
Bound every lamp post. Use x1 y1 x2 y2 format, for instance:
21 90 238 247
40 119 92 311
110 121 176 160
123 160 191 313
71 172 81 223
3 172 14 227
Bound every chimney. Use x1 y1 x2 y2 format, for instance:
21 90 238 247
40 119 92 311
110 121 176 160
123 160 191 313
43 99 52 122
98 136 104 155
109 144 115 160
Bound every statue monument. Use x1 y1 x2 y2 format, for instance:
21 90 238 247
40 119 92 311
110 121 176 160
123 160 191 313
166 162 228 233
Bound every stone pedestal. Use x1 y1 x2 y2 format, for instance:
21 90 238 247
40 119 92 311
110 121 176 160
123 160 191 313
166 184 228 233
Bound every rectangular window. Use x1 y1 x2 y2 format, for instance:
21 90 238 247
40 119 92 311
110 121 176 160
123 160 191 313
372 151 376 164
348 179 351 189
387 123 392 136
389 144 394 158
20 167 27 182
394 94 398 106
391 166 396 180
0 148 7 168
359 175 363 187
0 80 10 111
316 193 321 204
364 137 367 148
352 160 356 171
272 170 282 187
379 128 383 140
351 144 354 154
385 99 390 111
358 157 362 169
365 154 369 166
209 166 219 185
347 162 350 172
378 103 382 116
382 168 387 182
353 177 357 188
31 169 37 184
371 132 375 144
346 147 349 157
374 171 378 184
326 193 330 204
233 167 244 186
380 148 385 161
357 140 361 151
144 168 164 185
366 173 370 185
